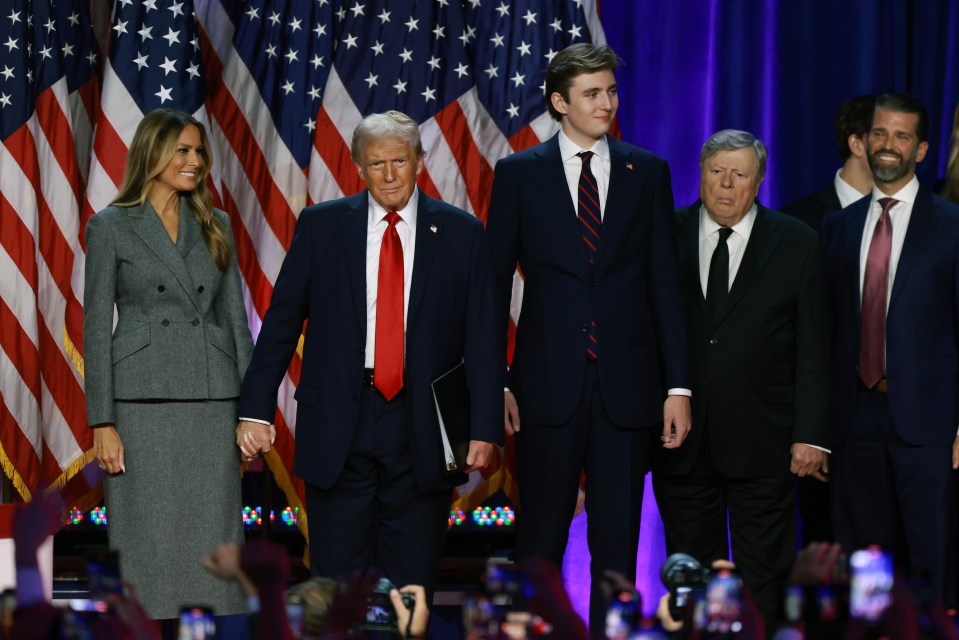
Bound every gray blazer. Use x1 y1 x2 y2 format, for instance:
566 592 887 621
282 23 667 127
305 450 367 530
83 200 254 426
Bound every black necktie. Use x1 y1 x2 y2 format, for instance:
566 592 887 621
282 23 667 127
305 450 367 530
707 227 734 322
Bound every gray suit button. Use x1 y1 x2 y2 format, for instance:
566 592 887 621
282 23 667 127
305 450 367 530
161 319 170 327
192 319 200 326
157 285 165 292
709 338 718 345
197 286 205 293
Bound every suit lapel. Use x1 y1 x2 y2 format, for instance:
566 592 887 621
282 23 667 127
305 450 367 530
889 188 935 312
407 195 441 327
131 200 201 310
676 205 707 317
341 193 369 333
178 203 202 259
713 206 781 326
594 139 631 268
533 136 590 267
843 199 870 323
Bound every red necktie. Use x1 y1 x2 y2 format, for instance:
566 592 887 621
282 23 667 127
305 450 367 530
577 151 601 359
859 197 897 388
375 211 404 400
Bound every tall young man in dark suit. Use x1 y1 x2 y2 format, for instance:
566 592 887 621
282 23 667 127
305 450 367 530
652 130 830 629
486 43 692 636
823 93 959 604
236 111 502 595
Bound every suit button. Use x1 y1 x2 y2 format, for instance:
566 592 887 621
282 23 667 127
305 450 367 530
161 319 170 327
581 324 589 332
197 286 205 293
709 338 718 345
157 285 165 293
192 319 200 326
590 281 598 287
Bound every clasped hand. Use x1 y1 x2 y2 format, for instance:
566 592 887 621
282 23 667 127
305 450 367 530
236 421 276 461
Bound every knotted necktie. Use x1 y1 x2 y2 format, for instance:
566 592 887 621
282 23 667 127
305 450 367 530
374 211 404 400
859 197 897 389
577 151 601 359
706 226 734 323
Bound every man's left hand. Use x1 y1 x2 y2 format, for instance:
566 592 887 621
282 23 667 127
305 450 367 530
790 443 828 482
464 440 496 472
661 395 691 449
952 436 959 469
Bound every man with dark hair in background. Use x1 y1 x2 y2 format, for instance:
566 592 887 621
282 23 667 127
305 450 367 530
823 92 959 605
781 95 876 233
486 43 692 636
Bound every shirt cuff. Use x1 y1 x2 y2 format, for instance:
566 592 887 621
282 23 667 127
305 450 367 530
246 595 261 614
666 388 692 397
238 417 273 427
796 442 831 454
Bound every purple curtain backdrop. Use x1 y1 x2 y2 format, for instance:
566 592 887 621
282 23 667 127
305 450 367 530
560 0 959 620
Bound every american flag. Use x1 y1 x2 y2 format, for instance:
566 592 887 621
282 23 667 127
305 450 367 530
2 0 606 535
0 0 102 509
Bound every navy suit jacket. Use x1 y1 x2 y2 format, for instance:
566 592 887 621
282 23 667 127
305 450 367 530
654 204 830 478
486 134 691 428
238 191 503 493
823 187 959 447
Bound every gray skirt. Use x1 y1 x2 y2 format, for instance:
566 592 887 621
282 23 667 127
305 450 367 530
106 399 246 619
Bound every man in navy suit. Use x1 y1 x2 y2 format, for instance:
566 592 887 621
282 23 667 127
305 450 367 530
486 43 692 635
236 111 502 594
823 93 959 603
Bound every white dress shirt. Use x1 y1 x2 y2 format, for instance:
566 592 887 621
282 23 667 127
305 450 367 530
698 204 757 296
364 190 418 368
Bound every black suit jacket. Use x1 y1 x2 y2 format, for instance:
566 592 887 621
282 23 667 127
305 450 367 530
239 192 503 493
486 134 691 428
780 181 843 234
654 204 830 477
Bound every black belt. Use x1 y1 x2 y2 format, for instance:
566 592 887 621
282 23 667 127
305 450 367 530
362 368 376 390
858 377 888 393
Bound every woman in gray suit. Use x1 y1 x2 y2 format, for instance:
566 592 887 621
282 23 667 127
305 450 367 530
84 108 254 620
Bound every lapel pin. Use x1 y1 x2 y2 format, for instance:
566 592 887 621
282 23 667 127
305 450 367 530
626 162 634 170
430 225 438 233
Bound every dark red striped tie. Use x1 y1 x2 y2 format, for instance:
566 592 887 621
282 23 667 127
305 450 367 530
577 151 601 359
375 211 404 400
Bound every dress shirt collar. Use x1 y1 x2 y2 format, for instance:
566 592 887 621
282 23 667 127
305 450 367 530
558 129 610 162
834 169 869 209
699 202 758 242
367 187 419 229
869 175 919 208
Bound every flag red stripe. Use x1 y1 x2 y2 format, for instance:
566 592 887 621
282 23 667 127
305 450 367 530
0 298 42 401
220 185 275 320
0 400 41 490
509 125 542 153
432 101 495 222
313 107 366 198
90 116 126 190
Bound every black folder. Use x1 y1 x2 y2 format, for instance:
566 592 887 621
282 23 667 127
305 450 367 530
431 361 470 475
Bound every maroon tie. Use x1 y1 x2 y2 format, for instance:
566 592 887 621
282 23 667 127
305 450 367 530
859 197 897 389
375 211 404 400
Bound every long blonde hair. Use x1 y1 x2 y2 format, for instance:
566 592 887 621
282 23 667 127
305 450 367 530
112 108 231 269
944 103 959 204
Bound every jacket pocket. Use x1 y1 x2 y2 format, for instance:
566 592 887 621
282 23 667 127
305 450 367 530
111 325 150 363
208 324 237 363
294 384 318 406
